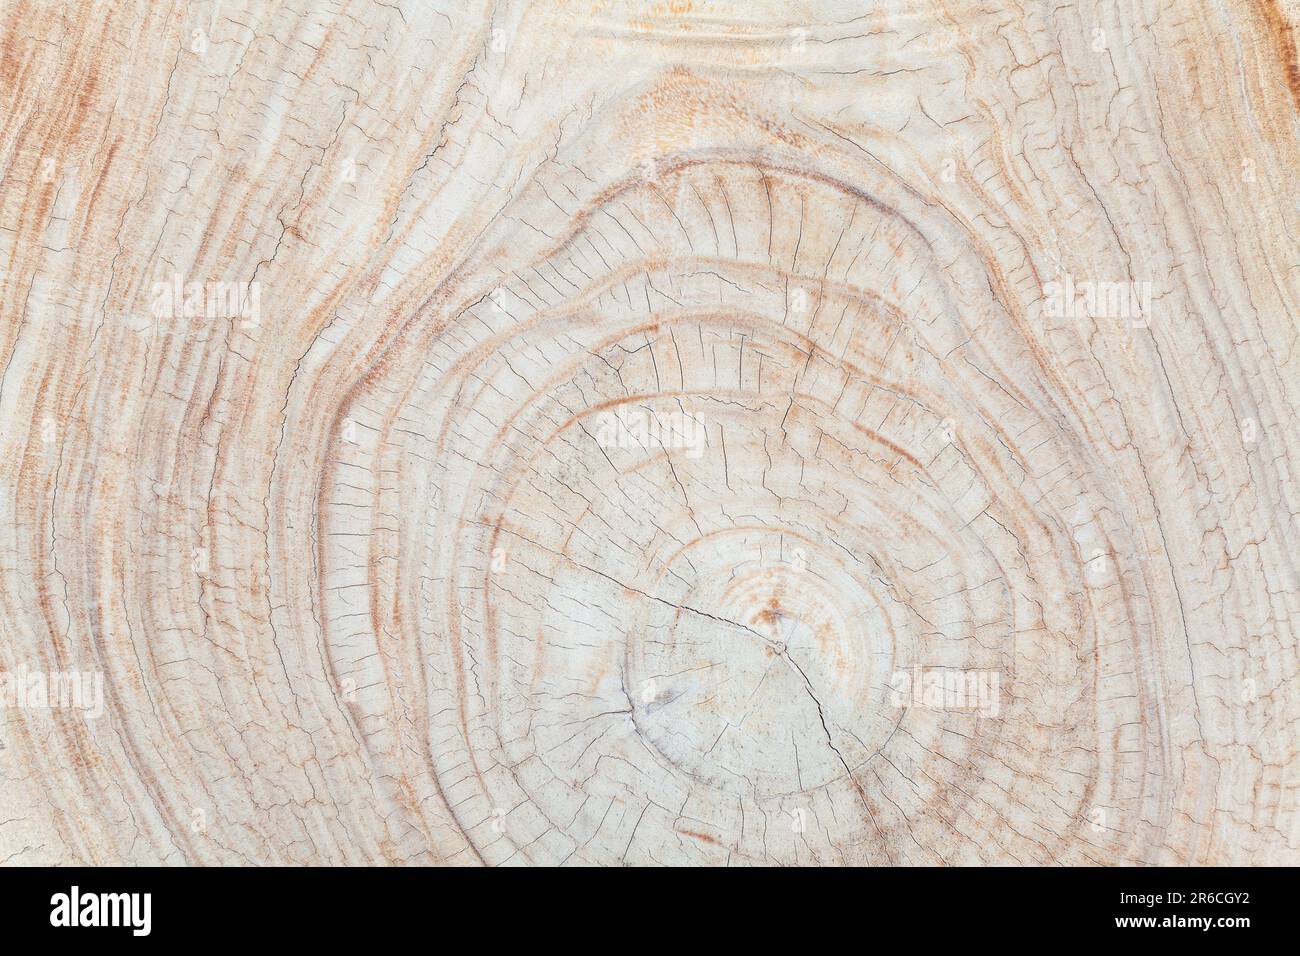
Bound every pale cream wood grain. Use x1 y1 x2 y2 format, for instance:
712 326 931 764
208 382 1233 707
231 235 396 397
0 0 1296 865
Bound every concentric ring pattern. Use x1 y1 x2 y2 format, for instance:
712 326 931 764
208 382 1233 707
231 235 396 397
0 1 1296 865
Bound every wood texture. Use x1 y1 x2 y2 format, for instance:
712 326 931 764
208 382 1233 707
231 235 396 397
1 0 1297 866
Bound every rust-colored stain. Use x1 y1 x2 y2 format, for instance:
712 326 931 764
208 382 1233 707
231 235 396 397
1256 0 1300 112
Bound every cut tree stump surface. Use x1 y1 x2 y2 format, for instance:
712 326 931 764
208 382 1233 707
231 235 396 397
0 0 1297 866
